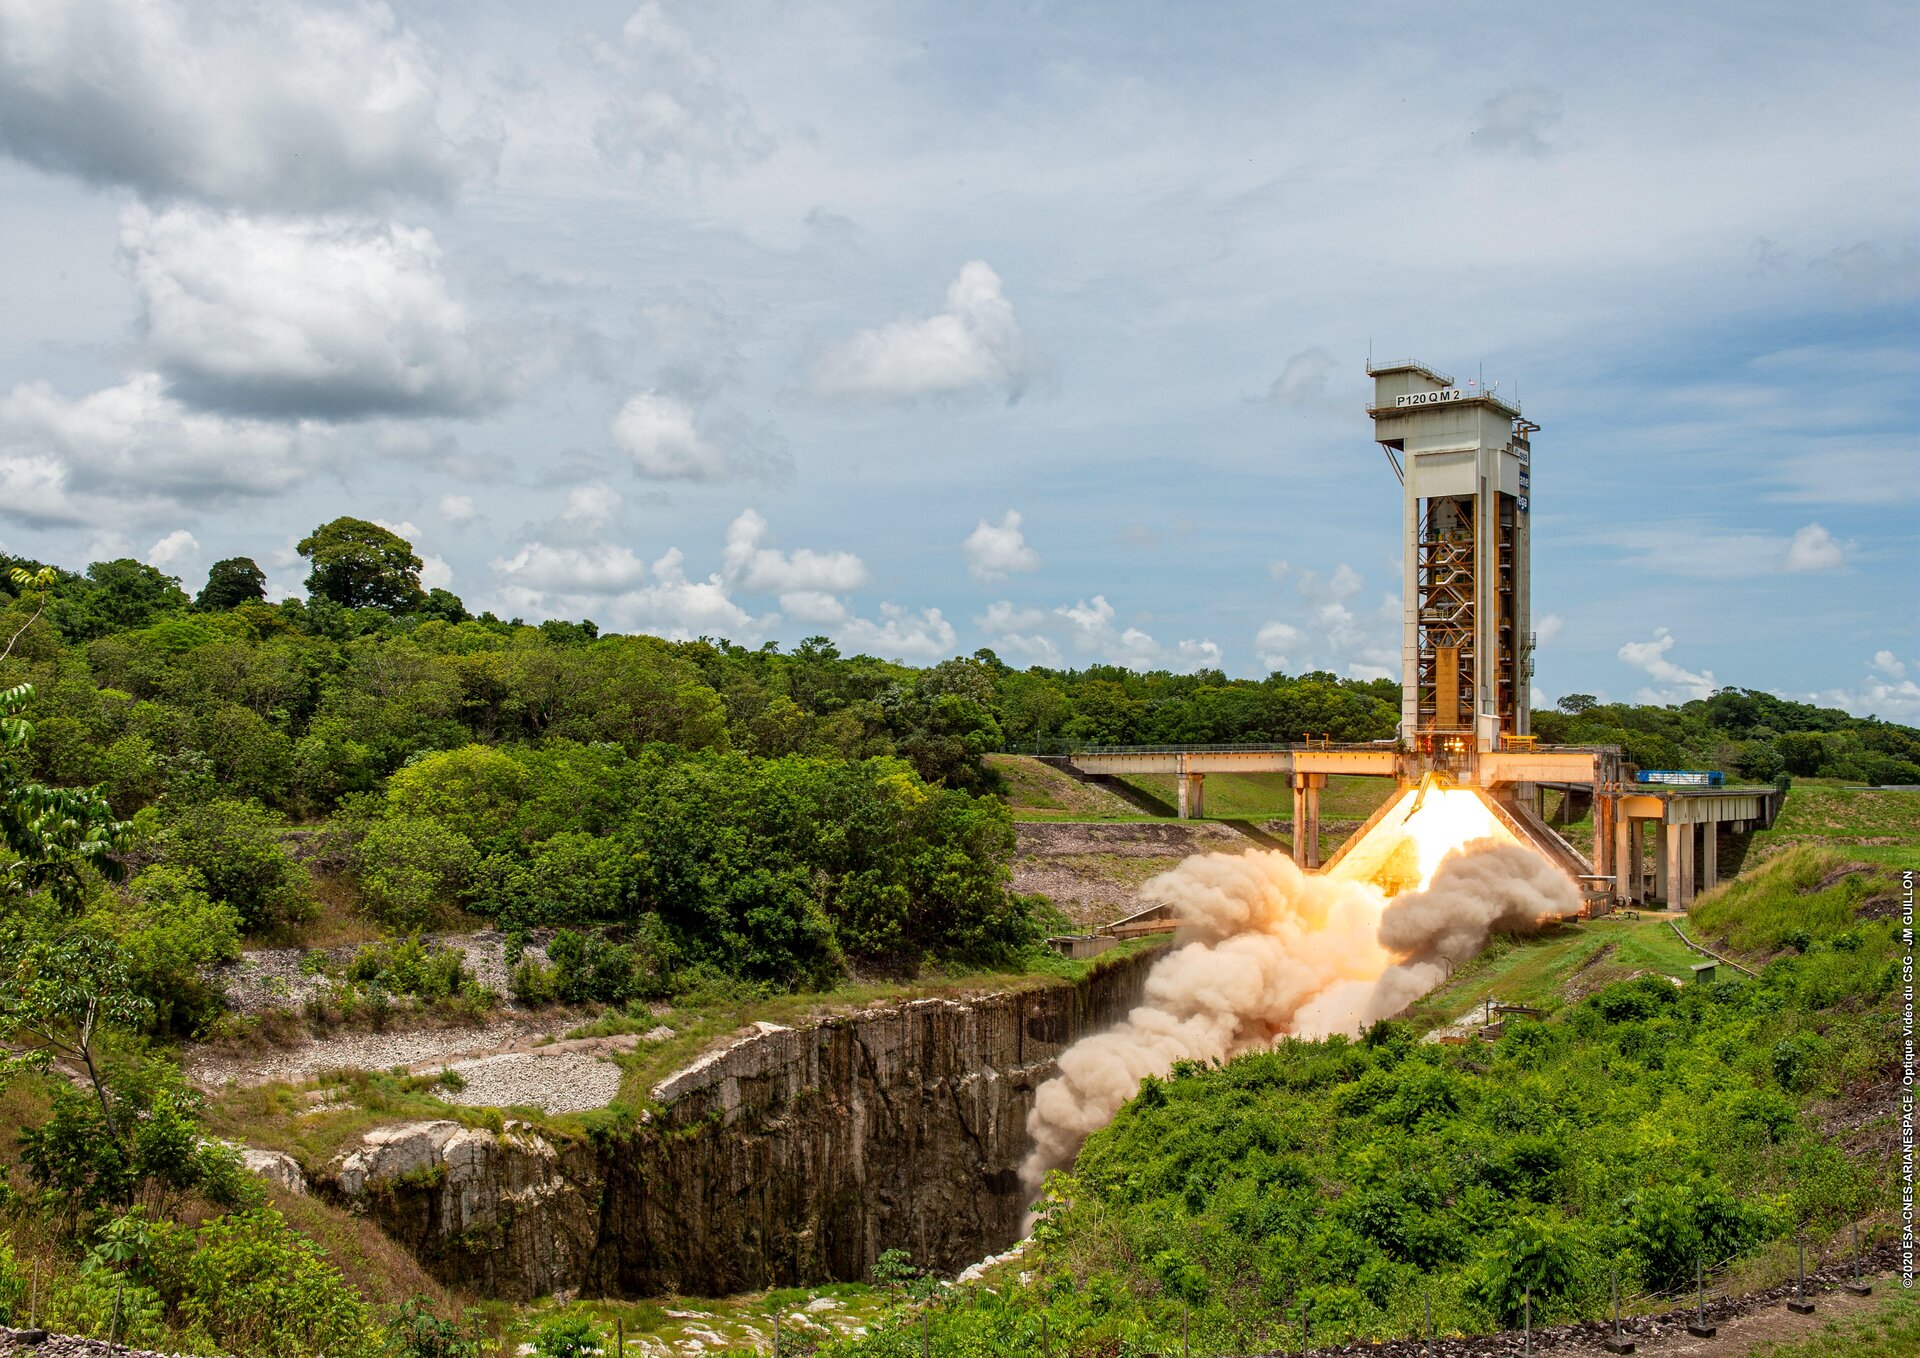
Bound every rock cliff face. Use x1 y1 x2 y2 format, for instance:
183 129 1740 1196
316 948 1157 1301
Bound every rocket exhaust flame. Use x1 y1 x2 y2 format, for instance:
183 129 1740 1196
1020 801 1579 1193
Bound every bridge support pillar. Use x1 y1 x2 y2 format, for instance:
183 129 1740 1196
1700 820 1718 892
1592 794 1615 887
1291 773 1325 868
1616 816 1644 904
1176 773 1205 819
1661 820 1694 910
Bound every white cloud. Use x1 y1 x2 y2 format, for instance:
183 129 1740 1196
591 1 770 174
0 0 482 209
722 509 867 593
962 510 1042 580
1536 612 1565 643
610 548 755 639
493 542 648 594
1470 83 1563 156
1052 594 1221 673
1784 522 1846 572
145 529 199 570
976 599 1061 668
811 262 1045 403
1254 620 1303 671
1618 628 1719 704
373 518 422 540
836 603 958 662
121 206 491 417
778 591 849 625
611 391 782 482
561 483 622 533
1814 654 1920 722
419 554 453 591
0 372 314 526
1267 347 1336 405
438 494 476 523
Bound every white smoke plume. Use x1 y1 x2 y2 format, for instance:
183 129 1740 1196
1021 840 1578 1190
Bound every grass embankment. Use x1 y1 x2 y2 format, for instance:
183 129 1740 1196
811 846 1902 1355
1751 781 1920 871
988 753 1160 822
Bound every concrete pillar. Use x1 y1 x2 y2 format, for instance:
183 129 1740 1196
1612 809 1639 904
1662 820 1693 909
1177 773 1205 819
1701 820 1719 891
1291 773 1325 869
1629 820 1646 903
1592 795 1615 883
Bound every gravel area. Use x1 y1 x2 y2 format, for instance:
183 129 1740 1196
439 1040 634 1114
185 1012 586 1087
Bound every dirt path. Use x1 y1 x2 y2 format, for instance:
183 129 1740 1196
1553 1276 1896 1356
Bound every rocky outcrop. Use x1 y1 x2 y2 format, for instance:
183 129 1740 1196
323 1119 601 1300
317 947 1157 1301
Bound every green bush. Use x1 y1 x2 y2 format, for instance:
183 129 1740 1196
156 798 312 935
179 1208 382 1358
531 1310 604 1357
89 865 242 1033
352 817 481 927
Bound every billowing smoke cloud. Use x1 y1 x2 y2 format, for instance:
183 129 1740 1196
1021 840 1578 1189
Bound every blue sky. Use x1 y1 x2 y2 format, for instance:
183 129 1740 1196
0 0 1914 717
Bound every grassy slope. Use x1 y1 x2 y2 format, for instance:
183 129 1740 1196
988 754 1159 822
1751 782 1920 870
1753 1289 1920 1357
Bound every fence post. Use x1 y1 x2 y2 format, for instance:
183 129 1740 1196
1686 1258 1715 1339
1603 1264 1635 1353
1787 1233 1815 1314
1845 1222 1873 1297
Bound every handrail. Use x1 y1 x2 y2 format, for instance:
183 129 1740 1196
1667 920 1760 979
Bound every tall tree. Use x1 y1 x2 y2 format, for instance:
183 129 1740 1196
296 517 425 612
197 556 268 610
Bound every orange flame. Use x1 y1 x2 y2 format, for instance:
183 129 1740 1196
1329 785 1521 895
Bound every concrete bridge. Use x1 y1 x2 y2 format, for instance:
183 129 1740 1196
1039 743 1784 909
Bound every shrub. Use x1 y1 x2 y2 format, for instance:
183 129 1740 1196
180 1208 382 1358
353 817 481 927
91 865 242 1033
531 1310 604 1358
159 799 312 935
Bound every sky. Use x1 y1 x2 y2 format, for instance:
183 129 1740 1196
0 0 1915 718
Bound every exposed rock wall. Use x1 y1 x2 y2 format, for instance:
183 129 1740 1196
316 948 1157 1300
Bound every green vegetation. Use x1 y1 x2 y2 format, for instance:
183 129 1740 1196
820 848 1900 1354
1752 1289 1920 1356
4 527 1915 1355
1538 689 1919 787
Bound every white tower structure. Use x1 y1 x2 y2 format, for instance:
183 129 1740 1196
1366 361 1537 756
